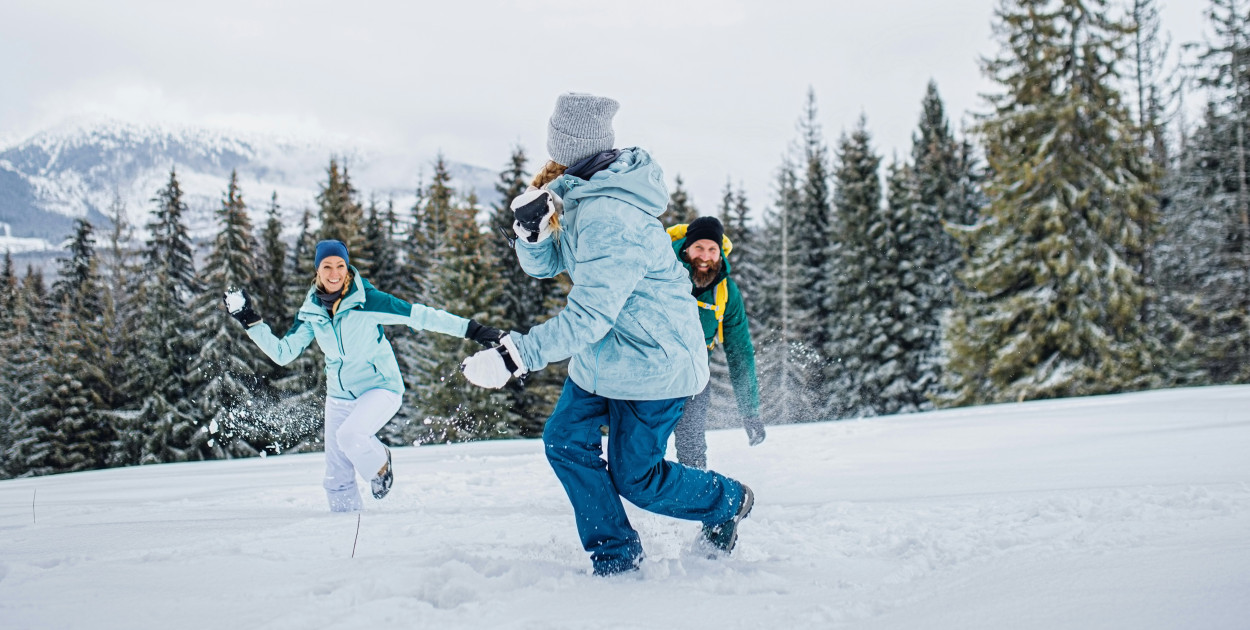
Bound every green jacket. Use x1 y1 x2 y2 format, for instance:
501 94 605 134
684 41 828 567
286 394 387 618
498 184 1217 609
670 237 760 418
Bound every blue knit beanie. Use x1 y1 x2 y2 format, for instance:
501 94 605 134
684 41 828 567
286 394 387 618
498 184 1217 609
314 239 349 267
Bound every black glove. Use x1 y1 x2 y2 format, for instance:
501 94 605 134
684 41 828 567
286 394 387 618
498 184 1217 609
744 416 766 446
465 320 506 347
223 288 262 327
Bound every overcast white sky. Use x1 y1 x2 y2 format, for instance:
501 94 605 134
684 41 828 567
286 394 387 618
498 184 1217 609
0 0 1209 215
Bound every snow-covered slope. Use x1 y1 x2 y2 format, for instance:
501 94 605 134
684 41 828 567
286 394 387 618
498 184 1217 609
0 117 500 247
1 386 1247 629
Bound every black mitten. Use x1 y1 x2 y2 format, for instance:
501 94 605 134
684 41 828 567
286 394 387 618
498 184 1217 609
223 288 262 327
465 320 506 347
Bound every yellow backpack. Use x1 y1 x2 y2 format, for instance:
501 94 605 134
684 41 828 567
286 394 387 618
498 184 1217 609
667 224 732 349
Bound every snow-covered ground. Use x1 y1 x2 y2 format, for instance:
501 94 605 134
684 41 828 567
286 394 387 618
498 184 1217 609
2 386 1248 629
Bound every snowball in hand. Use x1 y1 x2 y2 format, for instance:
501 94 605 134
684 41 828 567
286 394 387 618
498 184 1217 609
224 290 245 313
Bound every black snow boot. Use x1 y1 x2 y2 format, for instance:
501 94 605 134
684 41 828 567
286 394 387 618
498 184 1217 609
701 483 754 555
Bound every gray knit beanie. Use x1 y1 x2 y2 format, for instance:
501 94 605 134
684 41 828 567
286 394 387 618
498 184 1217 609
547 92 620 167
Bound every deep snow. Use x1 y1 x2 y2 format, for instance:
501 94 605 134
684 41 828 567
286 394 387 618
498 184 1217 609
2 386 1248 629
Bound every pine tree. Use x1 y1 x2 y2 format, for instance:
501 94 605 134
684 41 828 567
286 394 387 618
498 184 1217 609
942 0 1160 406
255 192 289 323
414 190 516 443
902 82 985 407
483 146 567 437
10 304 109 475
663 175 699 228
789 89 838 420
397 183 429 305
123 168 215 463
822 119 891 418
0 263 46 477
317 158 365 254
96 193 142 455
360 197 403 290
51 219 104 318
752 158 820 424
188 171 273 457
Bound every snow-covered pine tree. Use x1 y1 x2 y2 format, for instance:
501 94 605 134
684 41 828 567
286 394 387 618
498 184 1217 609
0 254 17 478
0 263 49 477
903 81 981 407
942 0 1160 406
317 158 365 254
10 304 109 475
50 219 103 319
396 159 461 442
92 194 145 465
360 199 403 291
188 171 272 457
1156 0 1250 385
123 168 216 464
788 89 840 421
484 146 567 437
397 182 430 305
663 175 699 228
255 192 288 324
414 189 517 443
822 118 891 418
753 157 820 424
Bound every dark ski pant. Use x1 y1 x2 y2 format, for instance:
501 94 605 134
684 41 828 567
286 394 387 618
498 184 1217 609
673 384 711 469
543 378 744 573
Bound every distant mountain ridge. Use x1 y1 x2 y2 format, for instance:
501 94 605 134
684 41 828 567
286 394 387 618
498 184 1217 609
0 117 501 252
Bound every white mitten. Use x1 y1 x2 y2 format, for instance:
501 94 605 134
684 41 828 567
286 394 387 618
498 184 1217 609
510 187 558 244
461 335 528 389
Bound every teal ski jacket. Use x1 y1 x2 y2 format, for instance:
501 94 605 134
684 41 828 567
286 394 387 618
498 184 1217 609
510 148 709 401
247 268 469 400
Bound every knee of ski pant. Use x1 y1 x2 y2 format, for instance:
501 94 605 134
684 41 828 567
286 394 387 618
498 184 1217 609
334 423 370 456
609 461 667 508
541 415 596 463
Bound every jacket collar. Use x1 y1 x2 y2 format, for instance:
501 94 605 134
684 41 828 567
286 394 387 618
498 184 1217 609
298 266 367 319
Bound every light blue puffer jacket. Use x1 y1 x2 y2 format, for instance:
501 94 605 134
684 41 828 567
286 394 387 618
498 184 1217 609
247 268 469 400
511 148 709 401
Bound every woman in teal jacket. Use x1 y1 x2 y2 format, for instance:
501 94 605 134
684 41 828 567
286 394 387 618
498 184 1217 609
461 93 755 575
226 240 502 512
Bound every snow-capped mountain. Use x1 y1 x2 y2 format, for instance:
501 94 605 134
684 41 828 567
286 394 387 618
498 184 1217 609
0 117 501 251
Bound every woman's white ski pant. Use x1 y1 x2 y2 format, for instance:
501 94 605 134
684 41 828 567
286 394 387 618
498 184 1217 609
322 388 402 512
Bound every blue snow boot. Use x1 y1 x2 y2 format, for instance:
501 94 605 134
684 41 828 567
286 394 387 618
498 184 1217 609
371 447 393 500
593 554 644 577
701 483 754 555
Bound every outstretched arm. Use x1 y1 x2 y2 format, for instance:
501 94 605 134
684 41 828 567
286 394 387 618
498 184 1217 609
359 286 472 338
247 318 316 366
225 288 314 365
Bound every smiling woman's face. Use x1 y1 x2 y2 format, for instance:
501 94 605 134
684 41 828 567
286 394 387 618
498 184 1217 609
317 256 348 293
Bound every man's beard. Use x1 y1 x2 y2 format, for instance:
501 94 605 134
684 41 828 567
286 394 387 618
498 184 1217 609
691 257 722 289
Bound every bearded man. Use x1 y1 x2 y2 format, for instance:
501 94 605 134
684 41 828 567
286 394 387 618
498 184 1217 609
669 216 765 469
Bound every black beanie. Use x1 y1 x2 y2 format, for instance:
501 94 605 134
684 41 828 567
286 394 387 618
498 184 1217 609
682 216 724 254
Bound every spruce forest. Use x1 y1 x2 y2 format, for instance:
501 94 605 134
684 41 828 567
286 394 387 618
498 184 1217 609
2 0 1247 478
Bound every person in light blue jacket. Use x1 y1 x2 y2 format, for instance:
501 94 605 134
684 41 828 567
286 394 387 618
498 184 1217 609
225 240 503 512
461 93 755 576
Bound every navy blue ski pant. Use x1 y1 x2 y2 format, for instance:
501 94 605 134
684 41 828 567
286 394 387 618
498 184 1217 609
543 378 744 572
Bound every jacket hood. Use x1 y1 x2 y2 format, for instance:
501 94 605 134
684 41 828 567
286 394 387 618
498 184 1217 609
549 148 669 218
